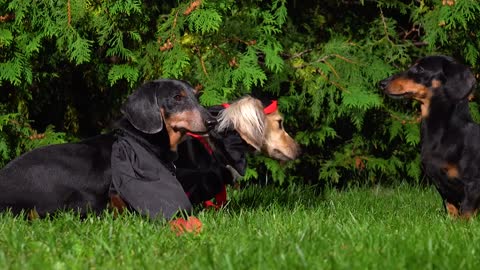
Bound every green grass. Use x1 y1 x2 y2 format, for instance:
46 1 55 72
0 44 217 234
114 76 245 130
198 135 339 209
0 184 479 269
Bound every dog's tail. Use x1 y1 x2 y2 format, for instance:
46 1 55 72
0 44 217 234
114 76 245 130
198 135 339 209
216 96 265 151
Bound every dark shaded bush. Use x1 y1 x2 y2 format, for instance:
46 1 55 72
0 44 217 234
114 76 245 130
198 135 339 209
1 0 479 185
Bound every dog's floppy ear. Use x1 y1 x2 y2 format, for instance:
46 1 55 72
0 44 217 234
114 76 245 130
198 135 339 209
121 81 164 134
443 60 476 101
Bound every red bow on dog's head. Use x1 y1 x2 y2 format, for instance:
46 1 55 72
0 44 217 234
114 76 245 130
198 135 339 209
222 100 278 115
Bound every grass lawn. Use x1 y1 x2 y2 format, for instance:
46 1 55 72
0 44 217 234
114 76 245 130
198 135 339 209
0 184 479 269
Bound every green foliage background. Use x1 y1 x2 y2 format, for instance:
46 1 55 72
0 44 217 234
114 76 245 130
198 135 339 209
1 0 479 185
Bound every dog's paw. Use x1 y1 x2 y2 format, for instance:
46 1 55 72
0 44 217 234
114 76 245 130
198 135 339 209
169 216 203 236
226 164 242 182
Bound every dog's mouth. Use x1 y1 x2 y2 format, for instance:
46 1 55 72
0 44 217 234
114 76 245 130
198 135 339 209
173 126 209 135
385 91 413 99
271 149 295 162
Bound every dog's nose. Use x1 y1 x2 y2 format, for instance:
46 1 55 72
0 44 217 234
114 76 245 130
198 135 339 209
205 118 218 130
379 79 388 90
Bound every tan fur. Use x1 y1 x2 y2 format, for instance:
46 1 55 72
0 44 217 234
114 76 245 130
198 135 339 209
109 194 127 217
262 111 300 161
431 79 442 88
162 108 205 151
28 209 39 220
386 78 433 118
461 210 477 220
446 202 459 218
443 163 460 179
216 96 300 161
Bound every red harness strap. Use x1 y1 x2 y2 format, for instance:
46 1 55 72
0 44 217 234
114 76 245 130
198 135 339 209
186 133 213 154
185 132 225 209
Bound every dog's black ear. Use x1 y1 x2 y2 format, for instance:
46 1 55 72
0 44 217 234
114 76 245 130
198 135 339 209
121 82 164 134
443 60 476 101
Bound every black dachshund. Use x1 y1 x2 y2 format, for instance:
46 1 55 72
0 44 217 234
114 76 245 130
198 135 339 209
0 79 216 219
380 55 478 218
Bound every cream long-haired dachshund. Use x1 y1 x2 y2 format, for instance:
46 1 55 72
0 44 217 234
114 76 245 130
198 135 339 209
175 96 300 207
216 96 300 161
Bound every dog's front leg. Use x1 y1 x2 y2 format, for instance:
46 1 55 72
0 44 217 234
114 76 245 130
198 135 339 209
460 181 480 219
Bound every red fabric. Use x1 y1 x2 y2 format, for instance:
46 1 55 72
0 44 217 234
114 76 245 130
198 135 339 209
185 132 225 210
263 100 277 114
215 185 227 205
203 200 217 208
223 100 277 114
186 132 213 154
203 185 227 210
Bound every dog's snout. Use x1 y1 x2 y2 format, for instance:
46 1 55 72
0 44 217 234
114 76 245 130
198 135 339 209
379 79 388 90
205 117 218 131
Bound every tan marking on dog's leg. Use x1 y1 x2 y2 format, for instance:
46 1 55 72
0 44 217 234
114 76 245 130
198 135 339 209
109 194 127 218
28 209 40 220
460 209 477 220
446 202 459 218
442 163 460 179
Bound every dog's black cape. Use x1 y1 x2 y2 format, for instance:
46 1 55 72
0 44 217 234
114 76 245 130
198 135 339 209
111 130 191 218
175 105 250 204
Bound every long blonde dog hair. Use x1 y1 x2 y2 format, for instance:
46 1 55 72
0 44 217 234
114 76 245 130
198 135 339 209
216 96 266 151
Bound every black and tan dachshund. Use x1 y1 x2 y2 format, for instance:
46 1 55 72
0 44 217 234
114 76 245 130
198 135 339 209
380 55 479 218
0 79 216 220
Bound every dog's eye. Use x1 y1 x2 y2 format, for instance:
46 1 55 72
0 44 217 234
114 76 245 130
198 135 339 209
278 120 283 129
173 95 183 101
411 65 425 74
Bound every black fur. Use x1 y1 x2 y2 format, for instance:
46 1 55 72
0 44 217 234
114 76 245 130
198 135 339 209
175 106 249 205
